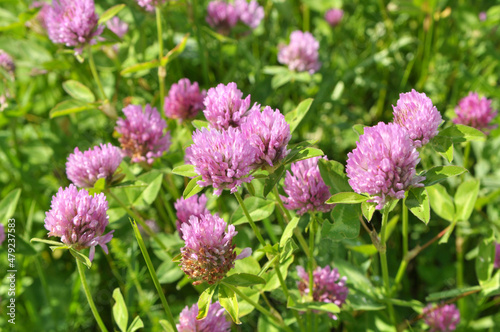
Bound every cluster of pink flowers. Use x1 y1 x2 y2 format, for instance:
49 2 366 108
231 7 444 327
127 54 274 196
278 30 321 74
423 303 460 332
453 92 497 133
206 0 264 34
325 8 344 27
106 17 129 39
164 78 206 121
174 194 210 235
296 265 349 320
0 50 15 76
177 301 231 332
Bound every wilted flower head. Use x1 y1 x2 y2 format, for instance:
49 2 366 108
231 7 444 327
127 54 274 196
325 8 344 27
0 224 4 246
177 301 231 332
203 82 260 130
116 104 171 164
234 0 264 29
187 127 257 195
0 50 15 76
346 122 424 210
44 184 113 261
180 213 250 285
423 303 460 332
241 106 291 167
106 17 128 39
392 89 442 148
278 30 321 74
174 194 210 235
296 265 348 320
46 0 104 54
66 143 123 188
137 0 166 12
206 1 239 34
495 242 500 269
281 156 334 216
453 92 498 133
164 79 206 121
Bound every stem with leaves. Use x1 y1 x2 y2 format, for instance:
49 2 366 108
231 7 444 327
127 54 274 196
379 207 397 327
76 260 109 332
234 191 267 247
87 45 106 101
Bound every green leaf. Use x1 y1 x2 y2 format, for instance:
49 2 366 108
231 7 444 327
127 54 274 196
271 71 293 89
425 286 481 302
345 243 378 256
321 205 360 241
476 238 495 286
232 197 275 225
280 217 299 248
69 248 92 269
285 147 324 165
455 179 480 221
431 136 453 163
120 59 160 76
49 100 97 118
159 320 175 332
437 124 486 142
426 184 455 222
30 238 65 246
183 176 203 199
223 273 266 287
172 164 197 178
161 34 189 66
287 297 340 314
405 188 430 224
439 220 458 244
157 259 184 284
0 188 21 221
326 192 369 204
113 288 129 332
62 80 96 103
421 166 467 187
352 124 366 137
285 99 313 134
263 165 285 197
192 120 209 129
98 4 126 24
126 316 144 332
361 201 377 222
197 284 218 319
139 173 163 205
218 284 241 324
318 158 352 194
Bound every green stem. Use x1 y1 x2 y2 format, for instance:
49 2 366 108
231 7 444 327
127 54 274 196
131 222 178 331
456 224 465 313
156 7 166 112
87 45 106 100
234 191 267 247
308 215 316 302
463 141 471 170
76 260 109 332
225 283 294 332
192 0 209 84
402 197 409 259
379 208 397 327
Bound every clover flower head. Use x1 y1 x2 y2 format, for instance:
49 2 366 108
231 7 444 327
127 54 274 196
106 17 128 39
203 82 260 130
187 127 257 195
296 265 348 320
234 0 264 29
46 0 104 54
278 30 321 74
453 92 498 133
325 8 344 27
177 301 231 332
164 78 206 121
174 194 210 236
392 89 442 147
423 303 460 332
116 104 171 164
281 156 334 216
44 184 113 261
206 1 239 34
346 122 424 210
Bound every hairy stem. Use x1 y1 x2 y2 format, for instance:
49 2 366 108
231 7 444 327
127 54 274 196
379 208 397 327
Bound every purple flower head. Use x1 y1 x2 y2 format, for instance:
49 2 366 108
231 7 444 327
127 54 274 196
203 82 260 130
206 1 239 35
180 213 250 285
495 242 500 269
392 89 442 148
44 184 114 261
0 50 15 76
116 104 171 164
325 8 344 27
453 92 498 133
66 143 123 188
106 17 128 39
241 106 291 167
346 122 424 210
177 301 231 332
281 156 334 216
278 31 321 74
46 0 104 54
234 0 264 29
423 303 460 332
0 224 4 246
174 194 210 235
479 12 487 21
187 127 257 195
137 0 166 12
296 265 348 320
164 79 206 121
